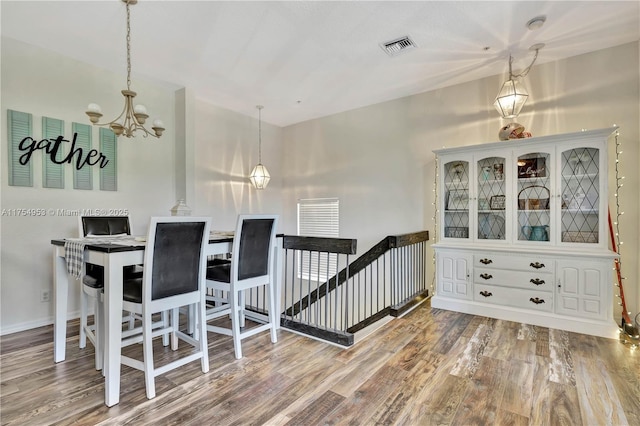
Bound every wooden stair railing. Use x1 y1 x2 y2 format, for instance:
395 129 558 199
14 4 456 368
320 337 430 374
280 230 429 346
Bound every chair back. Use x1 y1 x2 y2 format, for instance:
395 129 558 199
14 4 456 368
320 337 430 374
232 214 278 283
143 217 211 302
79 216 132 237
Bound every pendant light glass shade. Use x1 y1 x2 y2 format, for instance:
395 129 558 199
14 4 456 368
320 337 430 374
494 78 529 119
493 44 543 119
249 163 270 189
250 105 270 189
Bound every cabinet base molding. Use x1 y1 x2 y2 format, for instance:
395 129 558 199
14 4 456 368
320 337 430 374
431 295 619 339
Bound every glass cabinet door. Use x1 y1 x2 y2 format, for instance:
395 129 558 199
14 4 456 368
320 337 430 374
560 147 600 244
516 152 551 242
476 156 506 240
443 160 469 239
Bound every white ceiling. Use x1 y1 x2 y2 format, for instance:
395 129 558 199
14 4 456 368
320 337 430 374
2 1 639 127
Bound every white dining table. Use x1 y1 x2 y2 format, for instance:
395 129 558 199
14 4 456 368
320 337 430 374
51 234 282 407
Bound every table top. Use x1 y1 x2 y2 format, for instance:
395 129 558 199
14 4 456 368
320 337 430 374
51 234 234 253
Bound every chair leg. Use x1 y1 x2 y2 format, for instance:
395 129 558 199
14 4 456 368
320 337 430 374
127 311 135 330
239 290 246 328
94 297 104 370
198 300 209 373
230 290 243 359
79 290 88 349
161 311 170 347
187 304 195 336
171 308 179 350
143 310 156 399
267 283 278 344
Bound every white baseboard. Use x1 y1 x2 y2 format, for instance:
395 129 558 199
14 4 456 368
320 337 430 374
1 310 81 336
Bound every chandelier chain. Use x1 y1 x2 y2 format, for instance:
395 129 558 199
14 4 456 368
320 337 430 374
126 1 132 91
510 48 539 79
258 107 262 163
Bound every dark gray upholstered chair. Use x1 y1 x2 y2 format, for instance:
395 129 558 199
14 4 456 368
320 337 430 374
80 216 143 288
78 216 143 370
205 214 279 359
120 217 211 399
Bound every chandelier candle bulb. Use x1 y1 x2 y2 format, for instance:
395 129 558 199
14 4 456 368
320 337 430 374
151 119 165 137
87 103 102 114
86 103 103 123
133 105 147 114
133 104 149 124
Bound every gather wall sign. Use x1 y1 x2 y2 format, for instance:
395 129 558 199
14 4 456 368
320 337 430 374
7 109 117 190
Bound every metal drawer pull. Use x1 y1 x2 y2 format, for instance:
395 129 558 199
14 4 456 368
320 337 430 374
529 297 545 305
530 262 546 269
530 278 545 286
479 258 493 265
479 273 493 280
480 291 493 297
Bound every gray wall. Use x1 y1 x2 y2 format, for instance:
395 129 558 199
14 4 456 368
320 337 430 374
281 42 640 316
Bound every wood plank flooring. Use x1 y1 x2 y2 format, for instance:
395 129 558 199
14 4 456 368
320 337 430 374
1 300 639 425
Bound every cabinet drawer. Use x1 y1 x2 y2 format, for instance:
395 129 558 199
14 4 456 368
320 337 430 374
474 268 553 292
474 254 554 272
474 284 554 312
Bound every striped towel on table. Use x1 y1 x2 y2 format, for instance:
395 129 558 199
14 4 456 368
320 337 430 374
64 239 87 280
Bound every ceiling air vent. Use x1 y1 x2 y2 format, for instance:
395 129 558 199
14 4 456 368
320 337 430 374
380 36 417 57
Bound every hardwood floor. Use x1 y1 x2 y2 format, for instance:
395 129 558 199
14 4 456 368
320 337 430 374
1 300 639 425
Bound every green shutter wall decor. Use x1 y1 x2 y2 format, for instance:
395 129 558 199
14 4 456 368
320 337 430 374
42 116 65 189
7 110 33 187
7 111 117 190
71 123 93 190
99 128 117 191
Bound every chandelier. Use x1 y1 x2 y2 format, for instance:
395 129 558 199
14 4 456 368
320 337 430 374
494 43 544 119
249 105 270 189
85 0 164 138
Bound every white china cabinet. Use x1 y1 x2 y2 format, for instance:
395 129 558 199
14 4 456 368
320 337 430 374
432 127 619 338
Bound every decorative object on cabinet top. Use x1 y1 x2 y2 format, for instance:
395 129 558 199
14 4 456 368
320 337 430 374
498 122 532 141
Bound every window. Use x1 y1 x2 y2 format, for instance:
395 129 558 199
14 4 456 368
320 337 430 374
297 198 339 281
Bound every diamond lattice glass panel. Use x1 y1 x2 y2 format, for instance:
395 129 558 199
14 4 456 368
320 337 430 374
443 161 469 239
517 152 551 241
477 156 506 240
560 148 599 243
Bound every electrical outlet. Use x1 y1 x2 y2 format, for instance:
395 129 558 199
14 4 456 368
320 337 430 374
40 289 50 303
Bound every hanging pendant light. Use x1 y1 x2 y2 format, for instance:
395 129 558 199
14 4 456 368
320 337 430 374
85 0 165 138
249 105 270 189
494 44 544 119
494 61 529 119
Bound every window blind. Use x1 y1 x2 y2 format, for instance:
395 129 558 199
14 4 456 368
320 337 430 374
297 198 339 281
